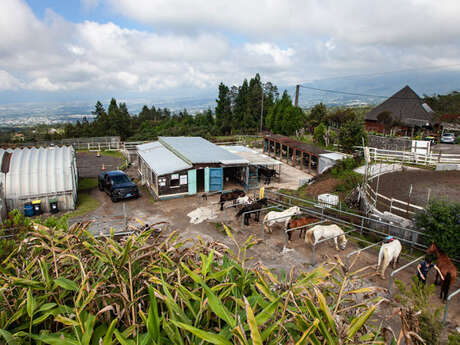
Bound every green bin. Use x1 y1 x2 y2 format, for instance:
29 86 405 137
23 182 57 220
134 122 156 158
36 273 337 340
49 198 58 214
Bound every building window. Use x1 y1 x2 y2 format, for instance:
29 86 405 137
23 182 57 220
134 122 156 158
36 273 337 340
170 174 180 187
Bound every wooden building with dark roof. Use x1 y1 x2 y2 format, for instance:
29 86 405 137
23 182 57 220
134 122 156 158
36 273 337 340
365 85 436 135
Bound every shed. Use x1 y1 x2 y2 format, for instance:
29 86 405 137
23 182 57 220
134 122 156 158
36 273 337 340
0 146 78 213
137 137 249 200
318 152 347 174
264 135 327 175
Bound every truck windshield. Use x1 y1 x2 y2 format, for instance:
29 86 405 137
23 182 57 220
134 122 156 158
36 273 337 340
111 174 131 184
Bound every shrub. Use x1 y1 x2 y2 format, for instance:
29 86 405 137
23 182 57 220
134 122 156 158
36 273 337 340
313 122 327 146
395 277 443 345
416 199 460 257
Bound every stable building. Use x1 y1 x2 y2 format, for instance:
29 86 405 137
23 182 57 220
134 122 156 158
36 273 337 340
137 137 249 200
0 146 78 213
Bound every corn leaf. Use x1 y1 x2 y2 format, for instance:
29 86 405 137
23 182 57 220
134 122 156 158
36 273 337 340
32 334 79 345
54 278 79 291
244 296 263 345
171 321 233 345
0 329 19 345
102 318 118 345
147 285 161 343
346 305 375 339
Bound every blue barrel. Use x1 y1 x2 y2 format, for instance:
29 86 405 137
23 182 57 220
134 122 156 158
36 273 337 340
24 203 34 217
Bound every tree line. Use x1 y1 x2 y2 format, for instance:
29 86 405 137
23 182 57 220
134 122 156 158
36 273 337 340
63 73 305 140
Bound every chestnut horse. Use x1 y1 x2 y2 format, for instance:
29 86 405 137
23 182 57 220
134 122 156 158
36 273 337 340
287 217 318 241
426 243 457 301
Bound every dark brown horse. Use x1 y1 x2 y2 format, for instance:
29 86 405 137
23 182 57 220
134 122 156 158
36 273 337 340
236 198 268 225
287 217 318 241
219 189 245 211
426 243 457 301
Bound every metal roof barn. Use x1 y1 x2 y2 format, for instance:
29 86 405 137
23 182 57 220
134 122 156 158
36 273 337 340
220 145 281 166
137 141 192 175
0 146 78 213
159 137 248 165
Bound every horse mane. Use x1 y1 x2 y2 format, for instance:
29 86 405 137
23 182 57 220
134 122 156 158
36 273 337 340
433 243 446 255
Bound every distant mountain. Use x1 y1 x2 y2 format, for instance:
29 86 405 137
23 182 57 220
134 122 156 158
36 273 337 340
0 69 458 126
288 69 460 108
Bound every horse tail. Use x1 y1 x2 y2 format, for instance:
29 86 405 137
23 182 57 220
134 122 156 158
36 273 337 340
442 272 451 300
306 229 314 245
381 247 390 277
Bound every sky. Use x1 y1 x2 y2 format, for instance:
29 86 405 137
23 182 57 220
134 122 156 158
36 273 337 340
0 0 460 104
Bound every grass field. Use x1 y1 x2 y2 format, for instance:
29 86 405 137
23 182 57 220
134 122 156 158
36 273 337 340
78 177 98 191
66 192 100 219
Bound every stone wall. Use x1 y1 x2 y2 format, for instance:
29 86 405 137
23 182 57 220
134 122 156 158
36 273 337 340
368 135 411 151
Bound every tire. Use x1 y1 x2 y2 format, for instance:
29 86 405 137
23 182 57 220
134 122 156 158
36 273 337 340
111 194 118 202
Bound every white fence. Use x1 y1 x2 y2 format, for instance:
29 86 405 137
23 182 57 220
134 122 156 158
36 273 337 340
368 147 460 166
363 182 425 217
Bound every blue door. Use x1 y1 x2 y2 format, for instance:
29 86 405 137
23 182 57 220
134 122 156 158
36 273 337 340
188 169 197 195
208 167 223 192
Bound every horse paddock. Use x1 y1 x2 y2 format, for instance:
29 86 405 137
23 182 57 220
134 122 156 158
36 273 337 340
370 170 460 208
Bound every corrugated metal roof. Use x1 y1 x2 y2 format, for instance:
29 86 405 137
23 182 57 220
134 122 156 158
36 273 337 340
221 145 281 166
137 141 192 176
0 146 76 199
319 152 347 161
159 137 249 165
265 135 328 155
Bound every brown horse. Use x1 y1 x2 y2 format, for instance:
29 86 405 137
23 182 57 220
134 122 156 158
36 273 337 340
426 242 457 301
219 189 245 211
287 217 318 241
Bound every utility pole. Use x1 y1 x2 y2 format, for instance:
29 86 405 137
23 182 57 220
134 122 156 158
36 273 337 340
294 84 300 107
260 87 264 133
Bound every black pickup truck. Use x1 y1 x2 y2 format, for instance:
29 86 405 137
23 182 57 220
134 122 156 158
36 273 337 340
98 170 139 202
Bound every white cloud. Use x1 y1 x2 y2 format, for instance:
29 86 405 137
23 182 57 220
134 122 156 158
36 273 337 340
0 0 459 98
107 0 460 45
245 43 295 67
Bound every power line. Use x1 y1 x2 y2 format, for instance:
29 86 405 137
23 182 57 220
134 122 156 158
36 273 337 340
298 85 431 101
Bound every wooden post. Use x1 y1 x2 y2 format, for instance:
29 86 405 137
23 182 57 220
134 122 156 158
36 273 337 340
308 153 312 172
292 149 296 167
406 184 413 217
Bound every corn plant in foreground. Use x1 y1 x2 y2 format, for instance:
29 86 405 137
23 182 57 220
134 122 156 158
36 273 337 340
0 221 389 344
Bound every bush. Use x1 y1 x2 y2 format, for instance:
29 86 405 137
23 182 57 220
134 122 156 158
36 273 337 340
395 277 443 345
338 119 367 153
416 199 460 257
313 122 327 146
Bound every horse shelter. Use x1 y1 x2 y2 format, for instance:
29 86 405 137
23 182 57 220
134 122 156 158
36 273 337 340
0 146 78 213
221 145 282 188
264 134 347 175
137 137 250 200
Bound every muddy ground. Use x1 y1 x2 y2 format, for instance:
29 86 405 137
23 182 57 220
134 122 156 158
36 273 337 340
370 170 460 205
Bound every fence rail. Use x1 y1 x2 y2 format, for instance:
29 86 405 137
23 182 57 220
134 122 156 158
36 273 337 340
369 147 460 166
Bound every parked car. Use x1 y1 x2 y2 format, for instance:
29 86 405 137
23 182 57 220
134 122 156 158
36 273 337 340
423 136 437 145
98 170 139 202
440 133 456 144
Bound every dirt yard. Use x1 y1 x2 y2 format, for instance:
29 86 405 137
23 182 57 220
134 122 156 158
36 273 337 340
370 170 460 205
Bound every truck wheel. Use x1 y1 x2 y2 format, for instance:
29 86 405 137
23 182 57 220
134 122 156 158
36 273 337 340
98 182 103 191
111 194 118 202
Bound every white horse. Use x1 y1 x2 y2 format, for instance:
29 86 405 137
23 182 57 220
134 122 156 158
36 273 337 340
305 224 348 251
234 196 253 207
263 206 301 233
376 239 402 278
